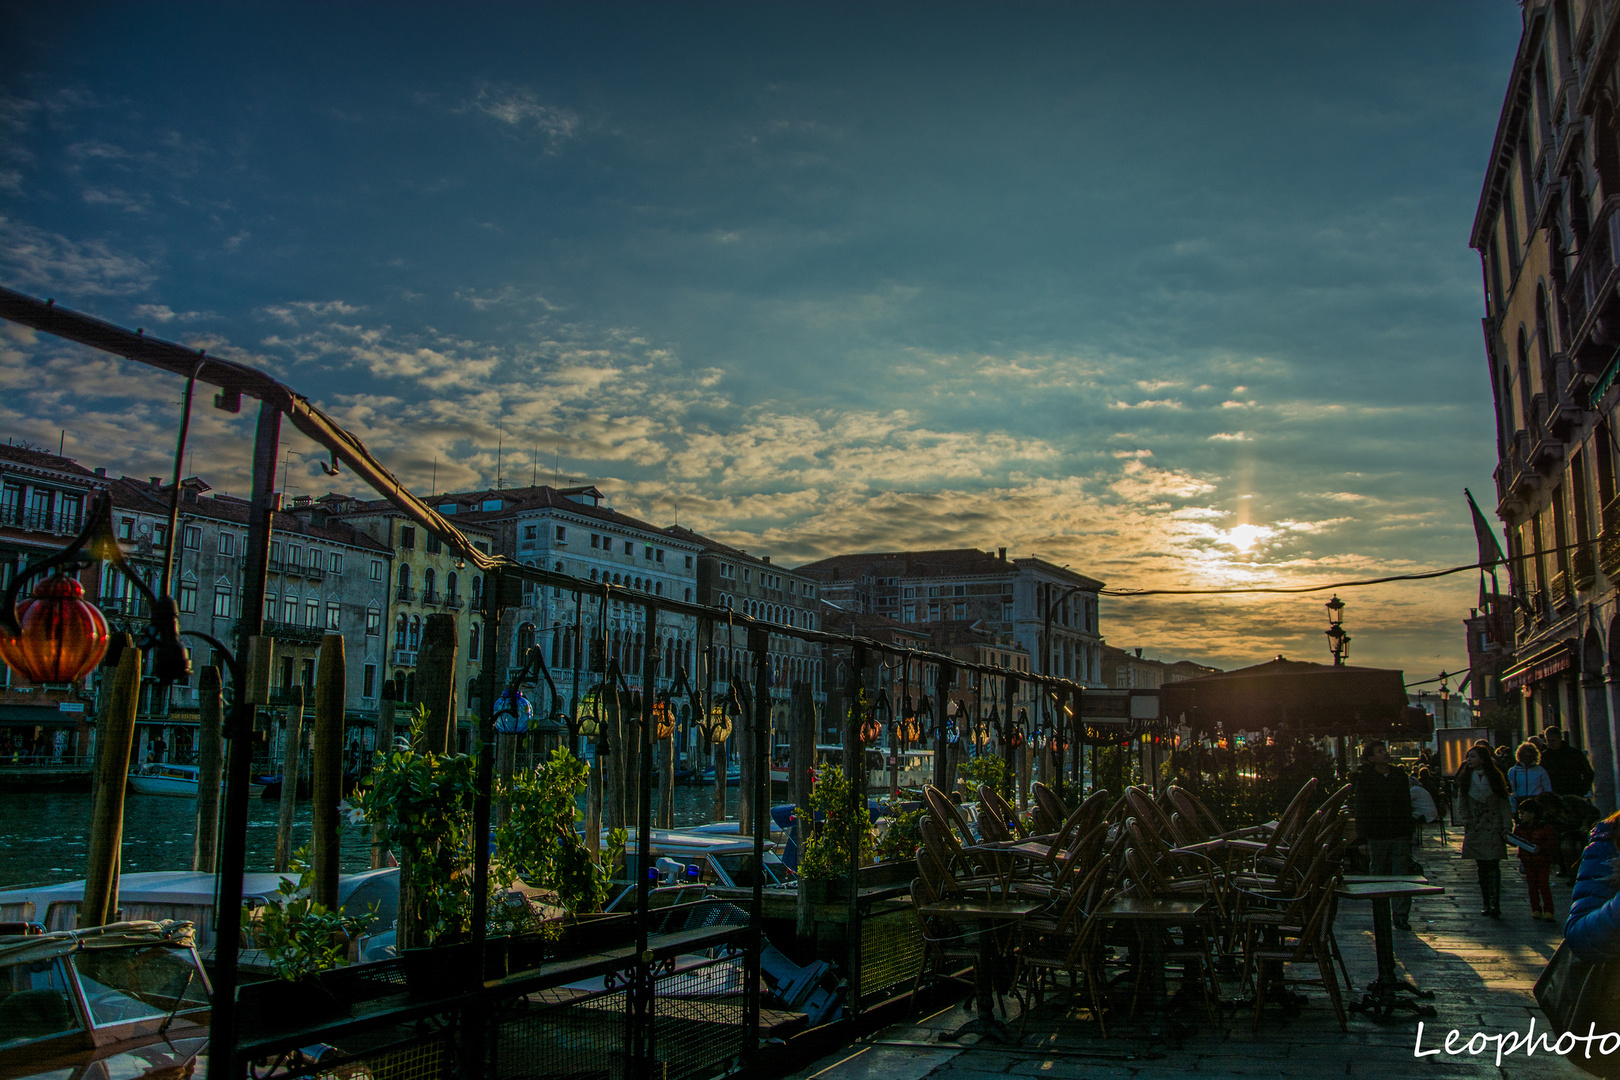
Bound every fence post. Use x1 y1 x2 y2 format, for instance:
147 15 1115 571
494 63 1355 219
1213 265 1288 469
371 682 395 869
745 626 772 1062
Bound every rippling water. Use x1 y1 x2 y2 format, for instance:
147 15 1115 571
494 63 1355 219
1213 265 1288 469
0 784 731 887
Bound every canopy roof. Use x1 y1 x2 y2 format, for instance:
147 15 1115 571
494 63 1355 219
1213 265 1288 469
1160 656 1431 738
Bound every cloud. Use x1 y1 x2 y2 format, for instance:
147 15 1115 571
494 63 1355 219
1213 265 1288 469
0 217 154 296
1208 431 1250 441
469 85 579 142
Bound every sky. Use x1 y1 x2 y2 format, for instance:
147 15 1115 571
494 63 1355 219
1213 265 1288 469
0 2 1525 680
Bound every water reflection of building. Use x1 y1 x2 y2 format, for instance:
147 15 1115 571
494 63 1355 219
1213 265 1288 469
1471 0 1620 812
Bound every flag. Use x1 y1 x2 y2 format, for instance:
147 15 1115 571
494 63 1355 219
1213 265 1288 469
1465 488 1505 569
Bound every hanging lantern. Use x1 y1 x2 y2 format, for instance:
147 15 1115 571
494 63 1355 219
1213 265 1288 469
705 702 732 744
492 689 534 734
577 686 603 737
0 573 109 685
652 698 675 740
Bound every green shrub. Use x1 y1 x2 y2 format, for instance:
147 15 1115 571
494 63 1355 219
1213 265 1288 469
798 765 875 880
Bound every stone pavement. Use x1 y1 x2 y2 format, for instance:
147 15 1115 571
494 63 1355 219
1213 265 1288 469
786 827 1590 1080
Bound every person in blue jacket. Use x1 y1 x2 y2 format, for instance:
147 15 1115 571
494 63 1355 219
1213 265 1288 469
1566 809 1620 963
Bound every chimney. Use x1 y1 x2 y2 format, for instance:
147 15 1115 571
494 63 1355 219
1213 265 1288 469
762 556 771 564
998 547 1007 561
93 467 106 477
150 477 161 488
1134 648 1142 659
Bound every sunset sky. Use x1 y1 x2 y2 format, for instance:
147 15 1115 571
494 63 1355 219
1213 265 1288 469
0 2 1524 679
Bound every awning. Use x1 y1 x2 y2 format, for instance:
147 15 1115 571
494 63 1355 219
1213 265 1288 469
1501 640 1574 691
1160 657 1431 738
0 704 87 728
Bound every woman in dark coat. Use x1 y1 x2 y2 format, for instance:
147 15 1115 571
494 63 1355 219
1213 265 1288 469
1566 809 1620 963
1457 745 1513 918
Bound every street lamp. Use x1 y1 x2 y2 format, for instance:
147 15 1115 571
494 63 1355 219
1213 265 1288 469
1324 594 1350 666
1438 672 1450 729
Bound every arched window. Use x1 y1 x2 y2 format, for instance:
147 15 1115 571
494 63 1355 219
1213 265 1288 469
395 614 408 648
398 564 411 594
393 670 406 699
470 623 481 661
468 677 479 707
408 615 421 649
471 576 483 607
404 671 416 702
516 622 536 656
590 568 599 581
423 567 436 600
1536 284 1557 396
446 571 458 602
1517 325 1534 428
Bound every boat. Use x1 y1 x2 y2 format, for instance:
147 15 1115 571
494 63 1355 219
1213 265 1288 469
609 828 795 890
125 761 266 797
696 762 741 786
812 744 932 793
0 868 399 958
0 919 212 1079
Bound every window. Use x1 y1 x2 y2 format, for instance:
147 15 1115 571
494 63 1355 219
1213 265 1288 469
305 598 320 626
306 549 321 572
524 525 538 540
184 525 201 549
213 586 234 618
556 526 567 542
624 540 633 555
438 502 457 514
400 526 415 550
590 568 599 581
370 559 382 581
644 545 653 560
954 601 966 619
219 533 236 557
179 581 197 613
481 499 502 512
395 614 408 648
283 595 299 623
287 545 300 567
118 517 134 540
591 533 600 548
953 584 966 596
330 553 343 575
742 568 751 582
398 565 411 593
270 541 281 563
363 664 377 698
685 555 693 569
655 549 663 563
470 624 481 661
408 616 421 649
152 524 166 547
426 534 441 554
326 602 341 630
366 607 381 635
685 588 692 602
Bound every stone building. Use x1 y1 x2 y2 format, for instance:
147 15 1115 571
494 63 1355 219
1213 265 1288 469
1472 0 1620 811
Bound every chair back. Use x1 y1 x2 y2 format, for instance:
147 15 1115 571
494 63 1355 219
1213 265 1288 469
1315 782 1352 820
925 785 977 846
978 784 1024 840
1048 820 1110 896
1033 782 1070 833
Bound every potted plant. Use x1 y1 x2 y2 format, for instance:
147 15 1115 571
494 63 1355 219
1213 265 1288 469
240 849 377 1035
798 765 875 903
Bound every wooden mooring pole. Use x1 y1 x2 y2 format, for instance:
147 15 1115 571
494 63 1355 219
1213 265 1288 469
83 642 140 928
192 665 224 873
311 633 345 910
273 685 304 873
370 681 395 870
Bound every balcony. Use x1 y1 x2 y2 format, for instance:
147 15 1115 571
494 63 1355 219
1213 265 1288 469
303 564 325 581
1574 540 1597 590
96 594 150 619
443 592 462 609
0 505 85 537
1550 569 1574 611
1600 496 1620 579
396 586 416 603
1566 195 1620 366
1545 354 1586 438
421 589 440 606
237 619 324 646
393 649 417 666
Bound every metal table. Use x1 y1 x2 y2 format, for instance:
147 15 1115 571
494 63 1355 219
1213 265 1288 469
918 897 1041 1044
1335 879 1444 1022
1095 897 1211 1042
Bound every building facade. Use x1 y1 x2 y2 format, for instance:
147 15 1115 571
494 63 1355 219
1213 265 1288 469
795 548 1105 687
1473 0 1620 812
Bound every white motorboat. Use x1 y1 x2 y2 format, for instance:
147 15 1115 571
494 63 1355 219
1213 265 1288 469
125 761 265 797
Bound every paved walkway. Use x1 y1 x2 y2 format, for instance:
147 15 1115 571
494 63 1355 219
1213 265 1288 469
787 828 1587 1080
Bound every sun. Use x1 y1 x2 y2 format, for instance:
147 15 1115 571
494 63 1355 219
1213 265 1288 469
1225 523 1266 552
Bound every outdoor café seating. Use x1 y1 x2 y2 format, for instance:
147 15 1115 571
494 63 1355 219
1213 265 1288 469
909 774 1381 1041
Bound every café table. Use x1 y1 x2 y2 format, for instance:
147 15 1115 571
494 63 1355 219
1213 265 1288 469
1094 896 1211 1041
1334 878 1444 1022
918 896 1041 1044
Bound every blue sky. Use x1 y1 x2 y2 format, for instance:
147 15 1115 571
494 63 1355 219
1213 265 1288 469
0 2 1523 676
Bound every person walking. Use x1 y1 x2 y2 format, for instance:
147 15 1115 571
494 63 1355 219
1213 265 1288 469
1511 800 1559 921
1507 741 1553 813
1458 745 1513 919
1355 740 1416 929
1541 727 1595 798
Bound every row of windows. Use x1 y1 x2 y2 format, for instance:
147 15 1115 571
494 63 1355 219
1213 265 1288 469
263 593 348 630
717 596 816 631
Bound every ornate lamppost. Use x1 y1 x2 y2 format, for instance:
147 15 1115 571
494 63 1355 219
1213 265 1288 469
1324 594 1350 666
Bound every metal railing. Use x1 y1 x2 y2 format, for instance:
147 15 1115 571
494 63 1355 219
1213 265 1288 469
0 505 84 536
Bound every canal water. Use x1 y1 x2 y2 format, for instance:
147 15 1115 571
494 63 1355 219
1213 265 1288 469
0 784 736 887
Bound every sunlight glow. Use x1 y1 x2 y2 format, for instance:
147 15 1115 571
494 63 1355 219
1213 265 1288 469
1225 523 1268 552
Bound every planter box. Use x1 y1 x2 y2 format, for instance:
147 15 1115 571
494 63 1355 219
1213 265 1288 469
803 861 915 903
401 942 478 999
237 976 349 1038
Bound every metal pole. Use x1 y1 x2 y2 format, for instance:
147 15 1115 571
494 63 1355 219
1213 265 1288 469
192 665 224 873
467 571 503 1080
310 633 345 911
634 601 659 1068
211 401 279 1080
844 644 866 1018
747 626 771 1060
935 661 952 793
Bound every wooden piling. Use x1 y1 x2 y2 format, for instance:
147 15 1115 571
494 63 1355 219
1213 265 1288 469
371 682 395 870
311 633 345 911
82 644 140 928
658 732 674 829
712 739 728 822
274 685 305 873
192 666 223 873
416 613 458 754
791 680 815 954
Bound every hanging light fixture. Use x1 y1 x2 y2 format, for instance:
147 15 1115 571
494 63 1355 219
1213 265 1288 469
652 696 676 741
0 572 110 685
577 685 604 738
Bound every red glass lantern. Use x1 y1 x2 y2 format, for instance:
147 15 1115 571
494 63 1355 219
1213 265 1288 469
652 699 675 740
0 573 110 684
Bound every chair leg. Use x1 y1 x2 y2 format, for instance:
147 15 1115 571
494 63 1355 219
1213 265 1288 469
1085 966 1108 1039
1318 955 1347 1032
1328 930 1354 994
1252 961 1267 1033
